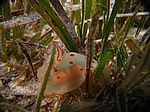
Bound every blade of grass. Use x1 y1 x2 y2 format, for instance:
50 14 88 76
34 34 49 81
114 14 136 69
72 0 82 38
49 0 83 53
37 0 78 52
40 35 53 46
80 0 85 39
1 30 10 57
1 0 11 20
1 0 12 58
82 0 92 43
27 0 78 52
91 0 96 15
135 16 147 37
30 19 46 43
103 0 122 45
119 15 135 48
113 44 127 69
34 47 56 112
12 26 24 60
94 0 122 79
30 34 54 59
93 48 113 79
11 44 24 61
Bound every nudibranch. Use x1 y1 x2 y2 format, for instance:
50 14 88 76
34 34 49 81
37 49 97 96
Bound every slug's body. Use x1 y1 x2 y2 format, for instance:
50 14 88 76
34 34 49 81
37 49 97 96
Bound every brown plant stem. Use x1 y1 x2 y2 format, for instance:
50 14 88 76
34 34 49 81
49 0 83 53
85 11 100 94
